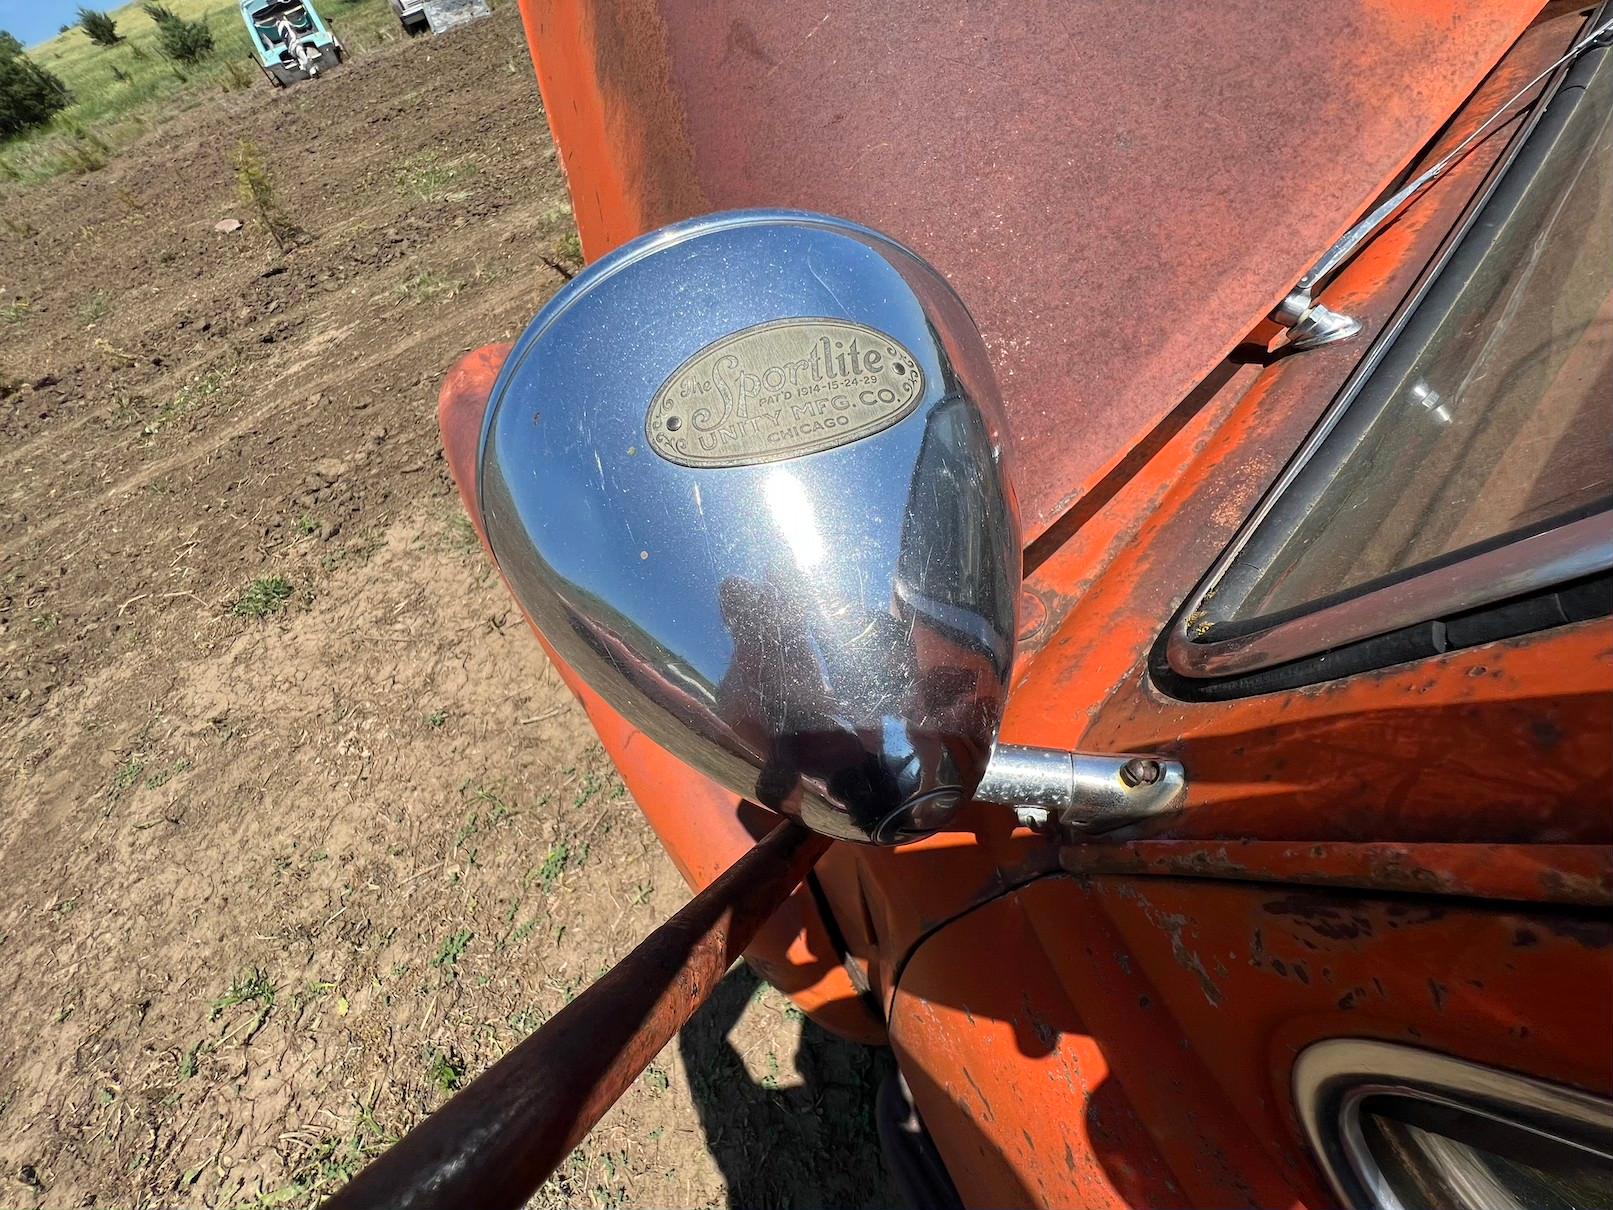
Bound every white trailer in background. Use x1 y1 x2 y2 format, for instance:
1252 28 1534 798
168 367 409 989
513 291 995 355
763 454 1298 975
390 0 491 36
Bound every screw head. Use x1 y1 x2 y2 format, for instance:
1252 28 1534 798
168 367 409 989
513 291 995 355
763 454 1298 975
1119 757 1163 788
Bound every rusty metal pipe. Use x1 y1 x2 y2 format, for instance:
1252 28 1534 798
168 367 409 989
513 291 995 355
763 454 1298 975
323 819 830 1210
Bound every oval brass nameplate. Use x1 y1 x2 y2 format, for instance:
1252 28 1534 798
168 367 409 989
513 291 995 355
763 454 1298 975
646 319 925 468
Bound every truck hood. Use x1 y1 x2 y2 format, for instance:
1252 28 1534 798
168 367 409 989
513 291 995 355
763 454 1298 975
521 0 1540 542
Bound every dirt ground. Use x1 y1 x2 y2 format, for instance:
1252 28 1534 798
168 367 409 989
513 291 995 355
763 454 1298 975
0 11 893 1207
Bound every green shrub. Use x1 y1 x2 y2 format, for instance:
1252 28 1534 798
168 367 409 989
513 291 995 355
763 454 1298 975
0 31 72 139
142 4 214 66
77 8 123 47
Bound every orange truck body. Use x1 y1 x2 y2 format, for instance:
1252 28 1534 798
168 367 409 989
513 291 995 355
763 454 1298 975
441 2 1613 1203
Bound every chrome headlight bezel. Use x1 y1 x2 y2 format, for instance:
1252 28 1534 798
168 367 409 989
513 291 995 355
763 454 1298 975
1294 1039 1613 1210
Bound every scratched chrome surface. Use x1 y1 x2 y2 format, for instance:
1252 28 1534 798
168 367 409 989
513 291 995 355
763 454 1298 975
479 211 1020 843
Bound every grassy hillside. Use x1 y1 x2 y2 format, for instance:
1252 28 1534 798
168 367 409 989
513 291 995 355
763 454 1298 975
3 0 399 183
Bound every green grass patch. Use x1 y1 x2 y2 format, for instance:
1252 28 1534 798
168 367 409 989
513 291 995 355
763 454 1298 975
210 967 276 1019
426 1049 465 1095
430 929 472 970
232 574 293 618
4 0 397 185
110 755 146 797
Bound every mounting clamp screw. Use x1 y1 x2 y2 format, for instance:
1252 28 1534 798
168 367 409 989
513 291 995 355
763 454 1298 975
1119 757 1163 788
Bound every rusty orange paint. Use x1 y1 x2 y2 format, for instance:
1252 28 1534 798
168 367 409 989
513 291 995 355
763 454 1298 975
1057 841 1613 908
893 876 1612 1208
515 0 1542 544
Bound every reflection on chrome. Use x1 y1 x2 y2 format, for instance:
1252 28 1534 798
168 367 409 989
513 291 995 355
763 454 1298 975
1408 381 1451 426
764 470 825 571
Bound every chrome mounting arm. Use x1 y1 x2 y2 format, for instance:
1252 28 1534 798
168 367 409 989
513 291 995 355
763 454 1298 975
973 744 1187 839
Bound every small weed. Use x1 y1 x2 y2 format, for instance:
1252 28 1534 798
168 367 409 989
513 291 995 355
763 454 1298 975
396 153 474 202
423 708 447 729
643 1064 670 1094
508 919 539 946
263 1097 395 1205
144 758 191 788
537 841 573 891
110 756 146 797
426 1049 465 1095
572 772 604 809
431 929 472 970
29 613 59 631
78 292 110 326
210 968 277 1044
210 968 276 1020
0 299 31 325
292 980 335 1015
464 784 513 822
295 515 320 536
508 1006 547 1032
452 815 480 861
142 368 227 436
178 1041 202 1079
443 511 478 554
398 269 464 304
233 139 306 251
232 575 293 619
760 1050 782 1091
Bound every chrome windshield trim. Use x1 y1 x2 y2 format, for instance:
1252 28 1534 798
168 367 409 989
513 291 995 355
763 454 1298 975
1167 512 1613 677
1293 1038 1613 1210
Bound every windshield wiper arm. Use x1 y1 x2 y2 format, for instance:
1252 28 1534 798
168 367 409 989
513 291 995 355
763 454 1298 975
1273 11 1613 352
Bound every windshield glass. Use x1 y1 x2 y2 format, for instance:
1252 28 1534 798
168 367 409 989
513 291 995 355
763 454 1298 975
1221 42 1612 623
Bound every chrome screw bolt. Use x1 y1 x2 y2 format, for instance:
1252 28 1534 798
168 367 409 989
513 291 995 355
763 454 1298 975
1119 758 1163 788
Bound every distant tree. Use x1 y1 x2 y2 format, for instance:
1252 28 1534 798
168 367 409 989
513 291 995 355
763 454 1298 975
77 8 124 46
0 31 72 139
142 3 213 65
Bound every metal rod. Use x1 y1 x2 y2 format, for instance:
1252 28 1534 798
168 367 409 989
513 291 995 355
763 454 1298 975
323 818 830 1210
